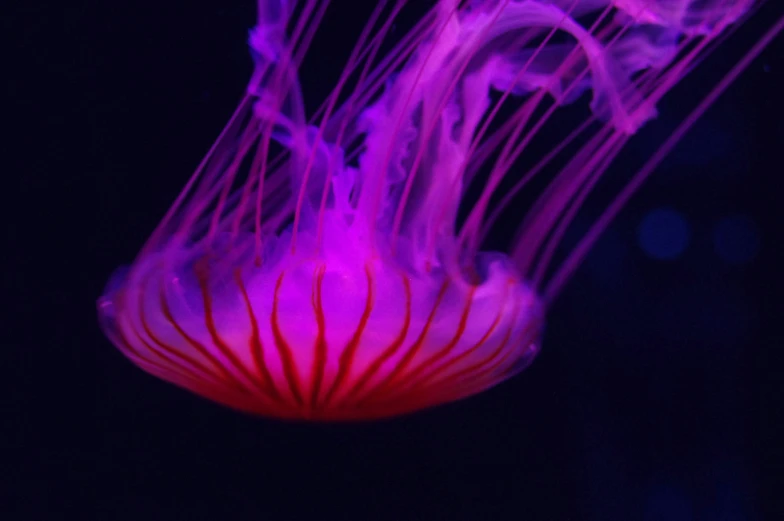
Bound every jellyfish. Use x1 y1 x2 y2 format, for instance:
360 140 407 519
98 0 781 420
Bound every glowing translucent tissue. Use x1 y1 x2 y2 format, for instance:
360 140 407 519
98 0 780 420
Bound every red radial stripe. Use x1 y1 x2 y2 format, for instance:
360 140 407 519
309 264 328 409
114 293 225 394
233 269 284 403
321 263 375 408
425 305 526 403
396 280 511 397
136 273 250 396
156 277 250 394
196 263 283 407
356 280 450 406
380 284 476 396
129 276 257 405
270 271 305 407
373 291 521 408
336 273 412 407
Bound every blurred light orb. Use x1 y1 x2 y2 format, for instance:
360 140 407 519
637 207 691 260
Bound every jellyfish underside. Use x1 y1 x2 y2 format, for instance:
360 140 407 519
98 0 772 420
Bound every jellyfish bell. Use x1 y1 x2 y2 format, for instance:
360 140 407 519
98 0 780 420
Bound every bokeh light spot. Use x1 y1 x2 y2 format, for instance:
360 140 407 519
637 208 691 260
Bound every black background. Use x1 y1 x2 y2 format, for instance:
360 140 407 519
6 0 784 520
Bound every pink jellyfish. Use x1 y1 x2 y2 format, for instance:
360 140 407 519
98 0 782 420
